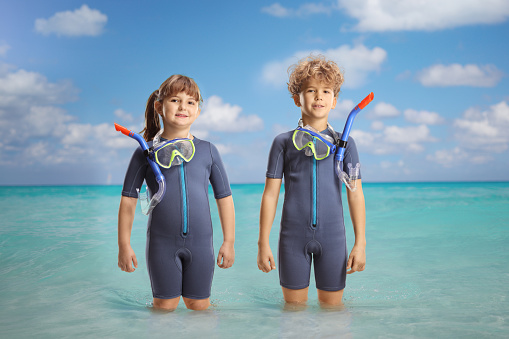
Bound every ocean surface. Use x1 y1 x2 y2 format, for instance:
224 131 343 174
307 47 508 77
1 182 508 338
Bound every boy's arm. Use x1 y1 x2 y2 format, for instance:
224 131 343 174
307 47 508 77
216 195 236 269
257 178 282 273
118 196 138 272
346 179 366 274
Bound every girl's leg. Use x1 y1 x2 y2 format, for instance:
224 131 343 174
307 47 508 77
153 297 180 311
317 289 344 308
183 297 210 311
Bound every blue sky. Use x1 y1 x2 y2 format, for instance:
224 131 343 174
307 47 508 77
1 0 508 185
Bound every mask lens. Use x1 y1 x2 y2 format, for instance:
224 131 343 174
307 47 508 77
292 129 331 160
154 139 195 168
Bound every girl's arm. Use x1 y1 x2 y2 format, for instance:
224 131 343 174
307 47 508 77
118 196 138 272
346 179 366 274
257 178 282 273
216 195 236 269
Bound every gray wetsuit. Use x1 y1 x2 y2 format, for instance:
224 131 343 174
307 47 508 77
122 137 231 300
266 128 361 291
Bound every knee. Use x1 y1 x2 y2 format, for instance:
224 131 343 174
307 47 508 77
317 289 344 308
153 297 179 312
184 298 210 311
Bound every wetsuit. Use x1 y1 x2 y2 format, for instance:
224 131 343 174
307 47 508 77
266 128 361 291
122 137 231 300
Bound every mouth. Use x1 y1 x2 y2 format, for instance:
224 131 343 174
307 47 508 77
313 105 325 108
175 113 188 118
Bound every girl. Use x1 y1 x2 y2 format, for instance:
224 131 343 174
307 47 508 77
118 75 235 311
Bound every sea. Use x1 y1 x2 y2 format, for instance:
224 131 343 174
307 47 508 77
1 182 508 338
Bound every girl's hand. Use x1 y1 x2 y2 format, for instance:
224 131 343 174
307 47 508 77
257 243 276 273
118 245 138 273
346 245 366 274
217 242 235 269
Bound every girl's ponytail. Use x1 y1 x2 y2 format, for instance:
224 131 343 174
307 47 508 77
141 90 161 141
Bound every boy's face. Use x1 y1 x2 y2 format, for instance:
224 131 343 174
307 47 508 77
293 77 337 123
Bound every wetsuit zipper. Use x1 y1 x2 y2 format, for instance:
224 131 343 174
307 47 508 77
180 162 188 236
312 138 317 229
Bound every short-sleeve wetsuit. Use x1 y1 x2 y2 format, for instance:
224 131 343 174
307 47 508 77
122 137 231 300
266 128 361 291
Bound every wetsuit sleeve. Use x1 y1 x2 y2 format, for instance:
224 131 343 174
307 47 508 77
266 133 286 179
343 136 362 180
209 143 232 199
121 147 147 198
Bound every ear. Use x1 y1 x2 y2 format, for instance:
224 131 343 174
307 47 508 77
196 108 201 118
154 100 162 115
293 94 301 107
331 96 337 110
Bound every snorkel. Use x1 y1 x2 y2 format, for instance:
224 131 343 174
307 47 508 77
335 92 374 191
114 123 166 215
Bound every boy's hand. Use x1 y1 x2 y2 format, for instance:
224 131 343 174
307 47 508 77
217 242 235 269
346 245 366 274
257 244 276 273
118 245 138 273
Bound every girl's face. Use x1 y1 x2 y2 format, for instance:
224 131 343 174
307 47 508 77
155 91 201 132
293 77 337 123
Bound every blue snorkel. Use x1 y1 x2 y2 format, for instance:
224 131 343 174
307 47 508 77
115 123 166 215
334 92 374 191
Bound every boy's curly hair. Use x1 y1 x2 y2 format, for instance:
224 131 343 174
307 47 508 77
287 54 344 97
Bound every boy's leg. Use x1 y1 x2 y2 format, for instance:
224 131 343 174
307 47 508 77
282 286 309 304
317 289 344 307
183 297 211 311
153 297 180 311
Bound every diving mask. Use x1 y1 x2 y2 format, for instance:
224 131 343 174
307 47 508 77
151 129 195 168
292 121 336 160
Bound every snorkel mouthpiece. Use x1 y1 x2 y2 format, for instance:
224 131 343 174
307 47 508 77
335 92 373 191
114 123 166 214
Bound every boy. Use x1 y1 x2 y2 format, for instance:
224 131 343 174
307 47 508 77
257 54 366 307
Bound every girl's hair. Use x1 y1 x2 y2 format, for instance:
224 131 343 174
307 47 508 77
141 74 203 141
287 54 344 98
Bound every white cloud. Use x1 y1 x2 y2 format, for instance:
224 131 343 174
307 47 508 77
0 69 78 106
338 0 509 32
351 124 436 155
426 147 493 167
262 2 332 17
0 64 134 170
416 64 503 87
404 109 444 125
35 5 107 37
0 43 10 57
193 95 263 133
262 44 387 90
370 102 400 119
454 101 509 152
329 98 355 119
114 108 134 122
371 121 384 130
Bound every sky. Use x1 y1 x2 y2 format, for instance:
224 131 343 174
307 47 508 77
1 0 508 185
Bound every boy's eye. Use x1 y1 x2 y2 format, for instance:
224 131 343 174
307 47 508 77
170 98 179 102
188 101 195 105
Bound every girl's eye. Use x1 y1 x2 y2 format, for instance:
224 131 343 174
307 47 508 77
170 98 179 103
188 101 195 105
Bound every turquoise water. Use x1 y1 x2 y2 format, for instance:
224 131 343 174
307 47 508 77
1 182 508 338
